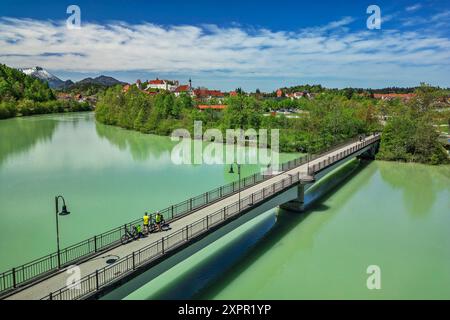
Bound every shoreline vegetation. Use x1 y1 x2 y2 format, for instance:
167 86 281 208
1 63 448 165
0 64 92 120
95 83 450 165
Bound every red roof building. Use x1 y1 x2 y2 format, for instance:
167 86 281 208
122 84 131 93
175 85 191 92
194 89 225 99
148 79 165 85
197 104 227 110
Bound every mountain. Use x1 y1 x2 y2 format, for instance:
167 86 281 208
77 75 125 86
19 66 65 89
18 67 125 90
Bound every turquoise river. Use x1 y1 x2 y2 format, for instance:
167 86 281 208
0 112 449 299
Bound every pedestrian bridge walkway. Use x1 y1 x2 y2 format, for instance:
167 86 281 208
3 134 380 300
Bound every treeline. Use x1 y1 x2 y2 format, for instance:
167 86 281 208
0 64 92 120
58 82 108 96
96 83 450 164
377 85 449 165
96 85 380 153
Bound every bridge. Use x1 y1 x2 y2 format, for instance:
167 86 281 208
2 134 380 300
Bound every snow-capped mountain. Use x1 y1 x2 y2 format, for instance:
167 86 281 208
19 66 66 88
18 66 125 90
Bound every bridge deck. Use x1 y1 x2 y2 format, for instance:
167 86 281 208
6 135 379 300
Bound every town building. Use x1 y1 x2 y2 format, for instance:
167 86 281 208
197 104 227 110
193 88 225 102
145 78 179 91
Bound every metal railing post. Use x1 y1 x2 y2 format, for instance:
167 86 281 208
12 268 16 289
95 270 99 290
161 238 165 255
189 198 193 211
94 235 97 253
186 225 189 240
206 215 209 229
132 252 136 270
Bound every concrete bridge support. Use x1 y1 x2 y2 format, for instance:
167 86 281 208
357 142 379 160
280 175 315 212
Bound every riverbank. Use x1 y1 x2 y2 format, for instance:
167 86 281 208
0 101 93 120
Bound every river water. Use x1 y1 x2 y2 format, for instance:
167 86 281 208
1 112 449 299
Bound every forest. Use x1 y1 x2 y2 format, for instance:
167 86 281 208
95 83 449 164
0 64 92 119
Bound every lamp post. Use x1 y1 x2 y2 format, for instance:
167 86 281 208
55 195 70 269
229 163 241 211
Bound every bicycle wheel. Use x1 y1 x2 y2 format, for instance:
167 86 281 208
120 234 129 245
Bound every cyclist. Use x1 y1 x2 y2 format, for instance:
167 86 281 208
134 224 144 238
155 211 163 232
143 212 150 234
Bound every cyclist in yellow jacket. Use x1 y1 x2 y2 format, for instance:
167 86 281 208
155 211 163 232
143 212 150 234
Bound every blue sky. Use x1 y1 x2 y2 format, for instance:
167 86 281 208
1 0 449 91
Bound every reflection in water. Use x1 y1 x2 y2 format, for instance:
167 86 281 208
0 116 58 167
95 122 176 162
378 161 450 218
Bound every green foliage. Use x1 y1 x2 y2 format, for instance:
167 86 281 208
96 86 380 153
377 84 449 165
0 64 91 119
95 82 448 163
0 64 54 102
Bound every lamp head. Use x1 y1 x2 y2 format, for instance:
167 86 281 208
59 205 70 216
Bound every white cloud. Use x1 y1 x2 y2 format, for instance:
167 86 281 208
0 17 449 87
406 4 422 12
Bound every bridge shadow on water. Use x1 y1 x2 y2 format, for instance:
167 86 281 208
134 159 372 300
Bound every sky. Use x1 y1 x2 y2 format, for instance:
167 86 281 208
0 0 449 91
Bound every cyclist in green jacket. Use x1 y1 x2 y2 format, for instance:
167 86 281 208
155 211 163 232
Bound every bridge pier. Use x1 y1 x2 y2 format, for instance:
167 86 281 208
280 175 315 212
357 142 379 160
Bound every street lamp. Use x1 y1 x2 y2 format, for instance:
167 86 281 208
55 195 71 269
229 163 241 211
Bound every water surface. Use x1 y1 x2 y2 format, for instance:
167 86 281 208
0 112 296 271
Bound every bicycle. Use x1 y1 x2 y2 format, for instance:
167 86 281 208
150 218 170 233
120 225 139 244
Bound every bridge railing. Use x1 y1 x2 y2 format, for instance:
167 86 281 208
0 133 380 296
307 135 380 175
41 173 302 300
